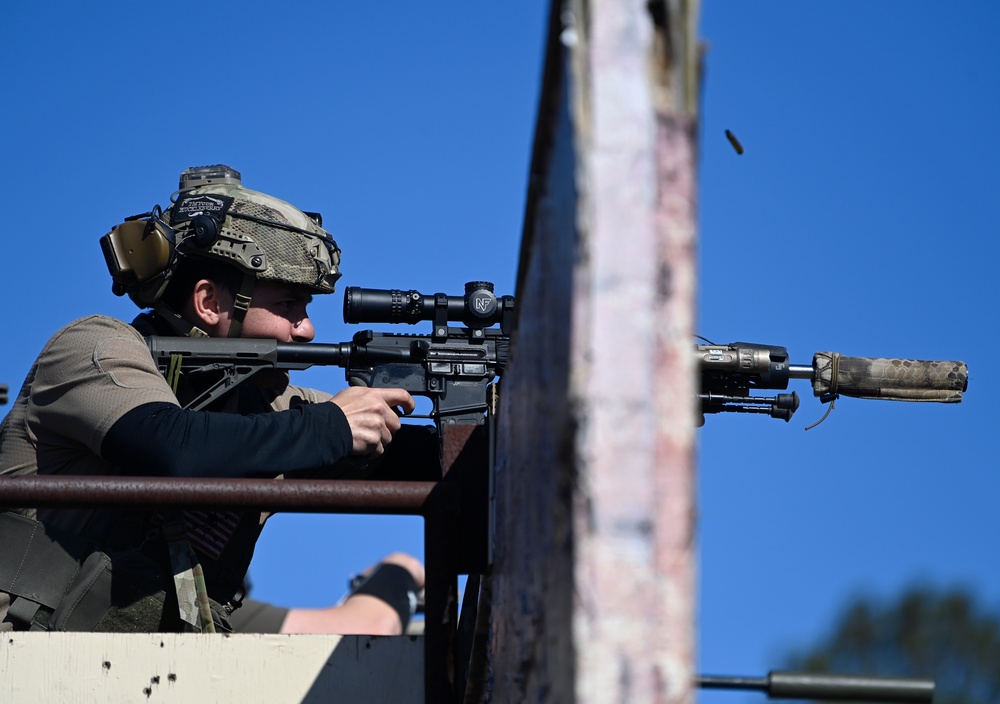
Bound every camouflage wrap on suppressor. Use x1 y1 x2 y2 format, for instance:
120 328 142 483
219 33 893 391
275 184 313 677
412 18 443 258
812 353 968 402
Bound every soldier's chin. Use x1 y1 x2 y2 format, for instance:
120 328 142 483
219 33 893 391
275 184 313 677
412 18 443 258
254 369 291 392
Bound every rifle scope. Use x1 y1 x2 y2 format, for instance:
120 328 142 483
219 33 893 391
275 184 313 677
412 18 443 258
344 281 513 330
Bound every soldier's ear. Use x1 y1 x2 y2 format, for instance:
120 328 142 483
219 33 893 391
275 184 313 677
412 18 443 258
189 278 234 333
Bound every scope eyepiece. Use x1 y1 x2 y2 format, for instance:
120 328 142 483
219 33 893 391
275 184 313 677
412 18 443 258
343 281 512 330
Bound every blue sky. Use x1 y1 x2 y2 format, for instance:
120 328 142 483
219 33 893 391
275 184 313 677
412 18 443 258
697 3 999 694
2 0 997 695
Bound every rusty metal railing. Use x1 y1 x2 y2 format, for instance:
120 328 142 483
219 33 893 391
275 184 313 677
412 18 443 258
0 423 485 704
0 476 449 514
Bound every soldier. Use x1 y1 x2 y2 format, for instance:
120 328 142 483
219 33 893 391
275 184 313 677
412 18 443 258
0 165 424 634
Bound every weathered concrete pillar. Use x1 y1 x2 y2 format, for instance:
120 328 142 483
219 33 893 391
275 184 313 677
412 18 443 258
491 1 700 703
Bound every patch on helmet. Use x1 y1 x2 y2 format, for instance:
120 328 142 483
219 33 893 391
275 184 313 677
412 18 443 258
170 193 234 224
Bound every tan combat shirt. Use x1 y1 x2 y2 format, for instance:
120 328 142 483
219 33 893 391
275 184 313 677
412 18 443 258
0 315 335 628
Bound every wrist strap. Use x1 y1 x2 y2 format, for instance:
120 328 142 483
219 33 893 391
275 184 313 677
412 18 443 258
349 563 418 631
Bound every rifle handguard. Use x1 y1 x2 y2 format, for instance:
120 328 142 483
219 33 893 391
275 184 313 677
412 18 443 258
812 352 968 403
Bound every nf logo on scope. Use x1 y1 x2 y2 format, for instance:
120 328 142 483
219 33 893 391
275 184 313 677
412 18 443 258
470 292 497 317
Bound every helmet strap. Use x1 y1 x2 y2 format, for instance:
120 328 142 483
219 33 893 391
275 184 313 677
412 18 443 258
226 275 256 338
152 304 210 338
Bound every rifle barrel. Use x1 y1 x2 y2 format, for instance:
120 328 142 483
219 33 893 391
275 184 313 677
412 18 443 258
788 364 814 380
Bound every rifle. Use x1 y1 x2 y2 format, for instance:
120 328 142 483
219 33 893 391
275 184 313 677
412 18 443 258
146 281 514 428
697 341 968 426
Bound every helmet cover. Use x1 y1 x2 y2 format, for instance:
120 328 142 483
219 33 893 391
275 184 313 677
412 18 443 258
165 183 341 294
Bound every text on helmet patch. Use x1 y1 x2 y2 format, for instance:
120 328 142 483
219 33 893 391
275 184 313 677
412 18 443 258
170 193 235 224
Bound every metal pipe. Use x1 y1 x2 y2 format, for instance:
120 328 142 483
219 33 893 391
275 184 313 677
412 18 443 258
695 672 935 703
788 364 815 379
0 476 454 515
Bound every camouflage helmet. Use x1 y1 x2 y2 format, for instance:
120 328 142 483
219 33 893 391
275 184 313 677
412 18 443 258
101 165 341 310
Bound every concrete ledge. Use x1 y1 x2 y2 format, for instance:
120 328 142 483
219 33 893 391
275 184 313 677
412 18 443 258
1 632 423 703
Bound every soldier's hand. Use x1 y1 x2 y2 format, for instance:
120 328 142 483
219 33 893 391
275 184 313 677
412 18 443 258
331 387 416 455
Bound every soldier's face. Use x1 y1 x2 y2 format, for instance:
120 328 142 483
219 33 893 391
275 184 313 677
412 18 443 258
239 281 316 343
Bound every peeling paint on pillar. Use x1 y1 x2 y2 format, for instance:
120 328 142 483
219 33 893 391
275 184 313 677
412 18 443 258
574 0 698 701
651 111 699 704
491 0 698 702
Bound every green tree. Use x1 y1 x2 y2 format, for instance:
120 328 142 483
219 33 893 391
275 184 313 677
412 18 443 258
784 586 1000 704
